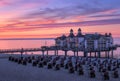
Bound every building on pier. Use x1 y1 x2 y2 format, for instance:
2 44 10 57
55 28 114 57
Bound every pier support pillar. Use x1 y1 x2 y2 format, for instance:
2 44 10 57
57 50 58 55
42 51 44 56
95 52 97 57
21 48 24 59
47 50 48 56
108 51 110 58
65 51 68 56
98 52 101 58
84 51 88 57
74 51 76 56
111 50 113 58
105 51 107 58
55 50 57 56
77 51 78 57
20 52 23 59
90 52 92 58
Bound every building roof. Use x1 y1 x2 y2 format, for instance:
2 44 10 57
60 34 67 40
55 37 60 40
76 28 84 37
78 28 81 31
70 29 73 32
68 33 75 38
76 33 84 37
85 34 102 40
55 29 112 41
68 29 75 38
105 33 111 37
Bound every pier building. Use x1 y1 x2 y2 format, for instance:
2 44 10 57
55 28 115 57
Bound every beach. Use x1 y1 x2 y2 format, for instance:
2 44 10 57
0 0 120 81
0 54 120 81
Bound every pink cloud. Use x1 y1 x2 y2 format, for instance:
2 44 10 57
0 0 17 6
103 9 119 14
0 18 120 32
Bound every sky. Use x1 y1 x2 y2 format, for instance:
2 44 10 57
0 0 120 38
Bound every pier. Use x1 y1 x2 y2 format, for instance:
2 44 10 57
0 44 119 58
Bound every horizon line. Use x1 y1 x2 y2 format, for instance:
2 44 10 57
0 37 120 40
0 38 55 40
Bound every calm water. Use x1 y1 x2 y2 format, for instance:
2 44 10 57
0 38 120 58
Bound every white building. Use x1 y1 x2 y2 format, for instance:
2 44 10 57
55 28 113 52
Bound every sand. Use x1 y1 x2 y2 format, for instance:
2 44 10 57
0 54 120 81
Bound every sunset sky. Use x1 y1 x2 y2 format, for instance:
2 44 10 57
0 0 120 38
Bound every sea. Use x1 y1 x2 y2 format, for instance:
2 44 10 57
0 38 120 58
